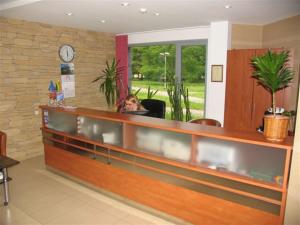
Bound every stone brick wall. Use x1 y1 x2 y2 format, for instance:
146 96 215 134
0 17 115 160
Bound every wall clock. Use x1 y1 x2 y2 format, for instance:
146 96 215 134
59 44 75 62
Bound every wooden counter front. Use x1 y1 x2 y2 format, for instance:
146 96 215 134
40 105 293 225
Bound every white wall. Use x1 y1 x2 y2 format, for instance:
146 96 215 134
205 21 231 124
125 22 231 123
126 26 209 44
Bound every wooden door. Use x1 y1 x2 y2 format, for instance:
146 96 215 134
224 49 255 131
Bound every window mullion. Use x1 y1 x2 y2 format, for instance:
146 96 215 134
175 44 181 83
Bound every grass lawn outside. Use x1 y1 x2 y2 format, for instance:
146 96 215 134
132 80 205 98
131 80 205 120
135 92 204 110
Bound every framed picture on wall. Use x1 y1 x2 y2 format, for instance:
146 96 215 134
211 65 223 82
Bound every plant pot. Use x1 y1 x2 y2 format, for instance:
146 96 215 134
264 115 289 142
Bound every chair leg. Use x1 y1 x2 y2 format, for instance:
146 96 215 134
93 145 96 159
2 168 9 206
107 148 111 164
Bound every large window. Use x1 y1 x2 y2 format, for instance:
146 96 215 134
130 42 206 120
181 44 206 119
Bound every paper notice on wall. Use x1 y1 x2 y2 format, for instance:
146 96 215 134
61 75 75 98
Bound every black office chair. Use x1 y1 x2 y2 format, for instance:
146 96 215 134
141 99 166 119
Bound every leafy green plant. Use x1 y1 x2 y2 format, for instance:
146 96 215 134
92 59 124 107
282 110 296 117
133 87 141 96
182 85 192 121
147 86 158 99
166 77 193 121
251 50 294 116
167 83 183 121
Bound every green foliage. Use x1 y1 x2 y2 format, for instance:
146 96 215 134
182 85 192 121
252 50 294 116
147 86 158 99
132 45 175 81
92 59 124 107
126 87 141 96
130 43 206 120
167 82 183 121
182 45 206 82
252 51 293 93
166 78 193 121
282 110 296 117
133 88 141 96
131 44 206 83
132 80 205 98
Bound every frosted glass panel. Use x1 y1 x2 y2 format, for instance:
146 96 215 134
131 126 191 162
46 110 77 134
196 137 286 184
78 116 123 147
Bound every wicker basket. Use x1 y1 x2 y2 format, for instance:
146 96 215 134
264 115 289 142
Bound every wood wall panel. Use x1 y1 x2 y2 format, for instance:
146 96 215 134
224 49 255 131
225 48 293 132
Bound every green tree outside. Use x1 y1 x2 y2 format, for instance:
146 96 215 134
130 44 206 120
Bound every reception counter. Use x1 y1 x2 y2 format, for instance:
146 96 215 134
39 105 293 225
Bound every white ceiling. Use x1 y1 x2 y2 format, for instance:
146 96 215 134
0 0 299 34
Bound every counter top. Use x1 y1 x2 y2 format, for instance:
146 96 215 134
40 105 294 149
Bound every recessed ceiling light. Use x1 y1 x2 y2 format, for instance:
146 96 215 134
65 12 73 16
121 2 129 7
140 8 147 14
100 20 106 23
224 5 232 9
153 12 160 16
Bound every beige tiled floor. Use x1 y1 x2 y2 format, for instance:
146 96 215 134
0 156 179 225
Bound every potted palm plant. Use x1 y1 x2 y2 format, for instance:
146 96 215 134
251 50 294 142
92 59 124 109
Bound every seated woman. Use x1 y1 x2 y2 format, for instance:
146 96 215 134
120 94 146 114
124 94 145 111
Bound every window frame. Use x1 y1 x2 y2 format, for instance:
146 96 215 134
128 40 208 118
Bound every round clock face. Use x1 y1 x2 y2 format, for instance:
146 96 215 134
59 44 75 62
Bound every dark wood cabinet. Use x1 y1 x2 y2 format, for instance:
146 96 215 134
224 49 287 132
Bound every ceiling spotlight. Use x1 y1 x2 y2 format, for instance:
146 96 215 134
100 20 106 23
153 12 160 16
224 5 232 9
140 8 147 14
121 2 129 7
65 12 73 16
